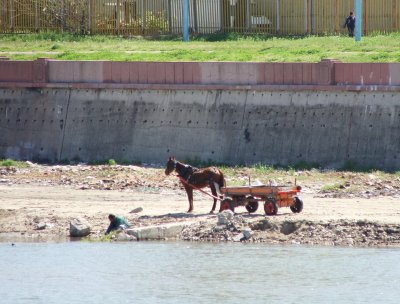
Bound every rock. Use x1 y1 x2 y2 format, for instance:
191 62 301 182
213 225 225 232
280 221 301 235
114 232 137 241
36 222 46 230
69 218 91 237
250 219 274 231
217 210 234 225
127 222 193 240
232 233 244 242
129 207 143 214
242 228 253 239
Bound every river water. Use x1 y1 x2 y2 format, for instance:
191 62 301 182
1 242 399 304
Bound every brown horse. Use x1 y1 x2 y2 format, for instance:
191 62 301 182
165 157 225 213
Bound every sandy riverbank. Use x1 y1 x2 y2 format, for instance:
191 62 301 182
1 164 400 247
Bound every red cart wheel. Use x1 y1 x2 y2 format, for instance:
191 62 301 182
264 199 278 216
290 196 303 213
219 198 235 212
245 196 259 213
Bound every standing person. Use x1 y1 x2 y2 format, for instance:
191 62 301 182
343 11 356 37
105 214 130 235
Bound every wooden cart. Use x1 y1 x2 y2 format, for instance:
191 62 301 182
219 184 303 215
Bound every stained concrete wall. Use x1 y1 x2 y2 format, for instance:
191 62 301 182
1 59 400 169
1 87 400 169
0 88 69 161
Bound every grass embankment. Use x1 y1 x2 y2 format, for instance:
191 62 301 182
0 32 400 62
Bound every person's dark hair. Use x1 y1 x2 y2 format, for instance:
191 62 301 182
350 11 354 15
108 214 115 221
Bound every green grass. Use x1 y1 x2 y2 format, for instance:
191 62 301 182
87 159 117 166
0 159 14 166
321 183 345 193
1 32 400 62
0 159 29 168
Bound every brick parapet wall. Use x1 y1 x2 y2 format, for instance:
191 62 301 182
1 58 400 90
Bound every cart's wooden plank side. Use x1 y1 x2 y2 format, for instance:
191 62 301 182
221 185 296 197
220 184 303 215
221 186 277 196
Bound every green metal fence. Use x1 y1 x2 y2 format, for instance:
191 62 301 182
1 0 399 35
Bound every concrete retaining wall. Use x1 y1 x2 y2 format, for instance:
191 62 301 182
1 60 400 169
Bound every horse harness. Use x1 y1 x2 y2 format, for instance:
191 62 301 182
174 160 219 185
172 160 222 201
173 160 198 182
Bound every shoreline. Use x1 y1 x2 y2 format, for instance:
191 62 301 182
1 218 400 248
1 185 400 248
1 164 400 248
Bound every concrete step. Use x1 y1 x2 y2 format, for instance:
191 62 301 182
126 222 195 240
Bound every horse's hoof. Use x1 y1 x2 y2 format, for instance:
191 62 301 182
187 210 193 213
209 211 214 214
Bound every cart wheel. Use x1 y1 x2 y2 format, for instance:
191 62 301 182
220 198 235 212
245 196 259 213
290 196 303 213
264 199 278 216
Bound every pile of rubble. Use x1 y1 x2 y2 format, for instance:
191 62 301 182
181 211 254 242
179 212 400 247
0 163 176 192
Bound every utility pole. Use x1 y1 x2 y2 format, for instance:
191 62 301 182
355 0 362 42
183 0 189 42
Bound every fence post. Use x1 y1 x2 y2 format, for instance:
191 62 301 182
310 0 313 34
363 0 367 35
35 0 39 32
304 0 307 34
393 0 398 32
276 0 279 34
183 0 189 41
9 0 13 32
168 0 172 34
116 0 120 35
335 0 339 33
246 0 250 31
88 0 91 34
141 0 144 34
220 0 223 31
306 0 310 34
61 0 64 33
193 0 198 33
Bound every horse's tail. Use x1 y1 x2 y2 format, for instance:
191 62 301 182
218 170 226 188
213 169 225 198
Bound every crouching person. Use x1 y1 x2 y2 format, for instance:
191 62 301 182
105 214 130 235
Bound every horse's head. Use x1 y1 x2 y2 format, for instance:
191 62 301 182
165 156 176 175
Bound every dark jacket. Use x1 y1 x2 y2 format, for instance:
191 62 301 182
344 16 356 29
105 216 130 234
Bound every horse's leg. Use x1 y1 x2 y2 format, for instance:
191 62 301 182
213 182 222 197
209 182 218 214
184 184 194 213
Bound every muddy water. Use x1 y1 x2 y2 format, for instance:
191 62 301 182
1 242 400 304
